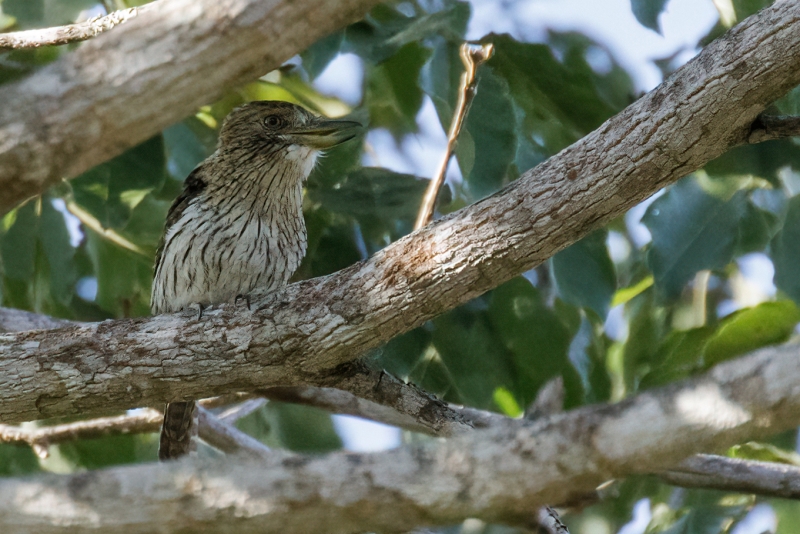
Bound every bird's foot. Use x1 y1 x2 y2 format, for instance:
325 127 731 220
234 294 252 311
188 302 207 320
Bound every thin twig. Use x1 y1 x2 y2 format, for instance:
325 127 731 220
0 4 153 50
198 392 261 410
0 410 162 458
660 454 800 499
197 407 271 459
748 115 800 143
414 42 494 230
217 398 268 423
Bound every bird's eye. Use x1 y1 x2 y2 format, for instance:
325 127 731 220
264 115 283 129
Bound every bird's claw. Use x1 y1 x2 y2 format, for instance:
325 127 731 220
234 294 252 310
188 302 207 320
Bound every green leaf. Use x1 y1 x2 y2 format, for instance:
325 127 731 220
236 403 342 453
650 504 749 534
0 198 77 312
641 326 715 388
458 65 517 198
84 229 153 317
643 177 748 298
705 139 800 187
551 230 616 318
487 33 632 155
420 39 463 126
344 2 469 63
307 221 362 277
612 276 654 307
56 433 151 469
309 167 428 225
488 278 575 407
771 195 800 304
162 119 215 180
1 203 37 281
735 194 782 255
39 199 77 305
301 31 345 80
71 136 167 230
0 443 40 476
493 387 522 417
430 307 517 409
630 0 669 32
704 301 800 366
622 289 666 393
265 403 343 453
728 442 800 466
567 314 612 404
2 0 43 27
365 42 431 134
373 327 432 380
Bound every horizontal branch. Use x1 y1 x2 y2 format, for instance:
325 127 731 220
1 1 800 425
0 0 382 215
0 410 161 458
0 397 269 460
661 454 800 499
1 344 798 533
0 5 149 50
748 114 800 143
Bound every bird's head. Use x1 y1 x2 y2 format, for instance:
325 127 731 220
218 100 362 153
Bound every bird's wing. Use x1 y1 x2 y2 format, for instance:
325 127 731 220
153 164 208 277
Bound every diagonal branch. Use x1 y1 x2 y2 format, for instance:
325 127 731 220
0 4 152 50
1 343 798 533
1 0 800 425
0 0 383 216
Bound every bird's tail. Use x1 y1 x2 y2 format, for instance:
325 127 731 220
159 400 197 460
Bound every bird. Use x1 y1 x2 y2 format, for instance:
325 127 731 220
151 100 361 460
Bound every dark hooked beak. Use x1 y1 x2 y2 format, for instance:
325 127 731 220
290 119 363 149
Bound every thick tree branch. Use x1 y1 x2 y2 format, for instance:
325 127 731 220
1 1 799 425
0 5 150 50
661 454 800 499
0 0 382 215
1 344 798 533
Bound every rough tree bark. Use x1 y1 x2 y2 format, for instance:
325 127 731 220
0 0 383 215
1 1 799 424
0 343 798 533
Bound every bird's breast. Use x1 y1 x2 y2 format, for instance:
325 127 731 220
151 197 307 314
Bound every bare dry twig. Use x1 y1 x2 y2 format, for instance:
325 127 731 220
414 42 494 229
0 4 155 50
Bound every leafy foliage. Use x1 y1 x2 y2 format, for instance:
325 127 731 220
2 0 800 532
